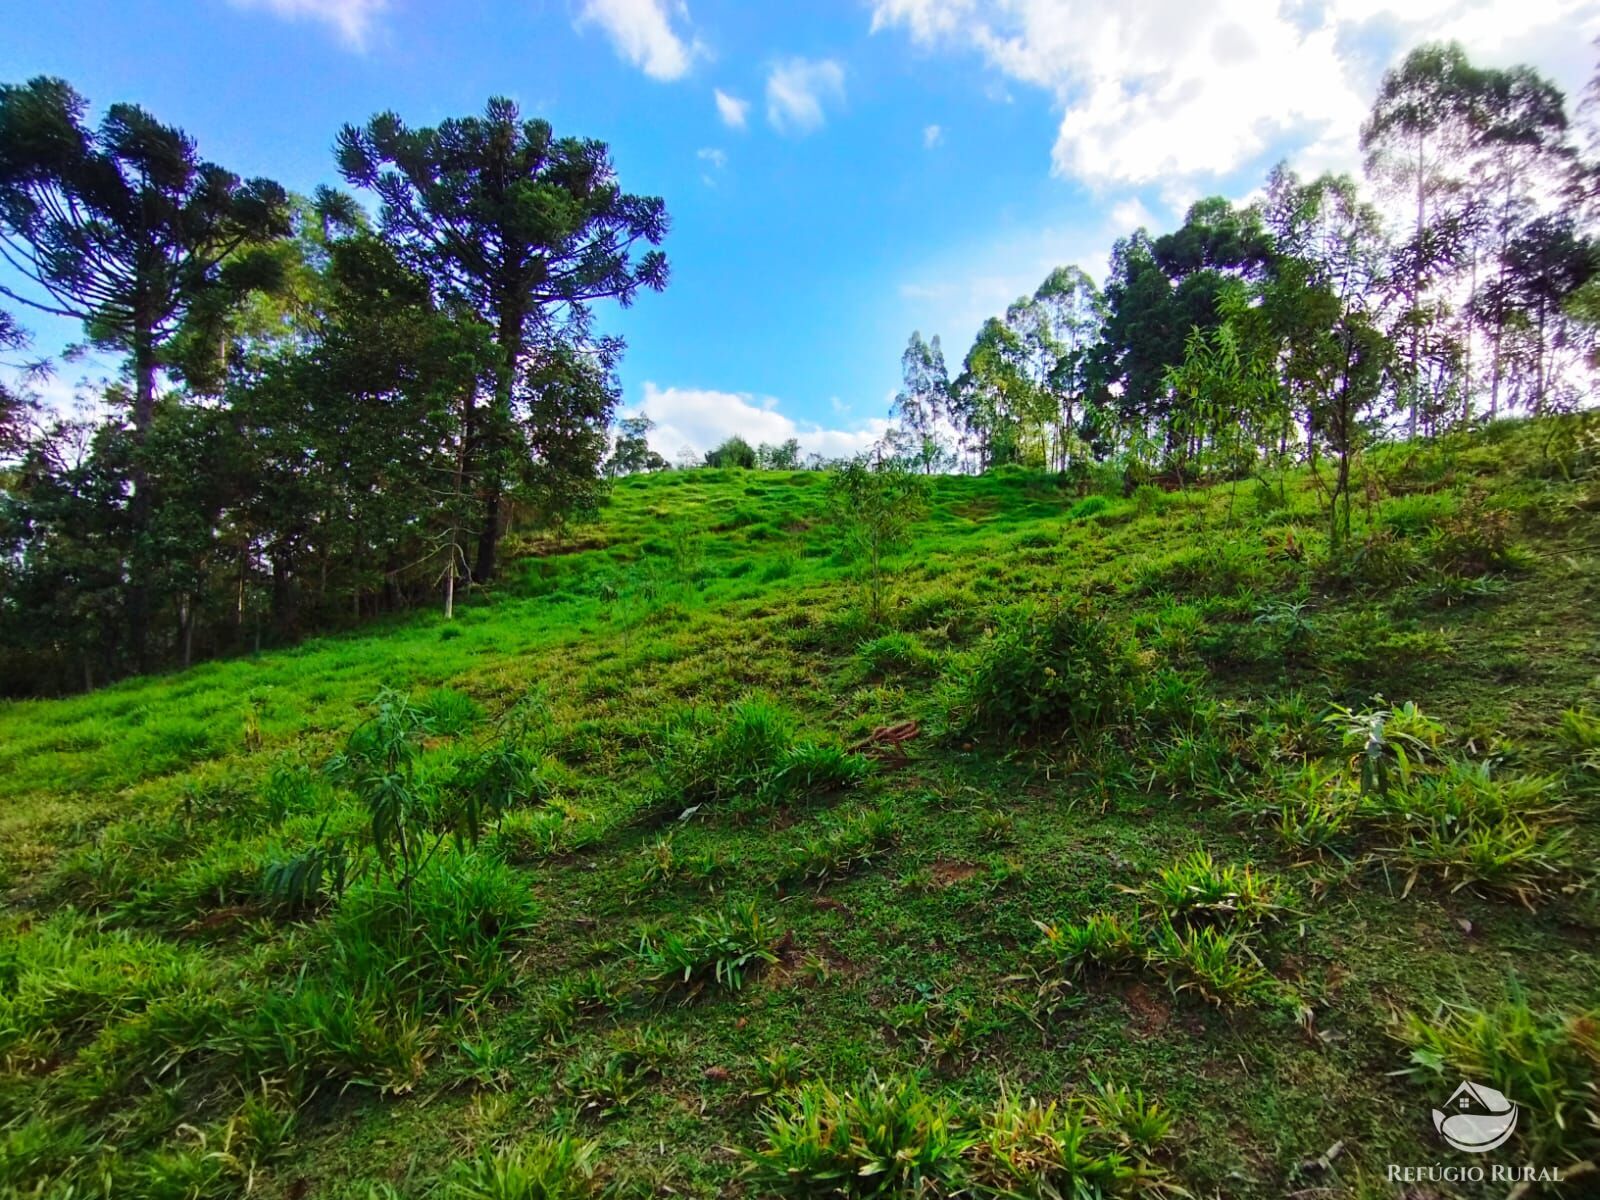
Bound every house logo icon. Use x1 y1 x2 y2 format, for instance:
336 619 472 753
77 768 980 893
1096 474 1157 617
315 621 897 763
1433 1080 1518 1153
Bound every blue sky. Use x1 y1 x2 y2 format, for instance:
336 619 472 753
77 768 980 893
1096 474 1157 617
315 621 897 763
2 0 1596 460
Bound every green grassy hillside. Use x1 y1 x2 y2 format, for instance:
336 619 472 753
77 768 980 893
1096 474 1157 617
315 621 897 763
3 418 1598 1199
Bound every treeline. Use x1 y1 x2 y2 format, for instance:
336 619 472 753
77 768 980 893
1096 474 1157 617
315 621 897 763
881 43 1600 524
0 82 668 695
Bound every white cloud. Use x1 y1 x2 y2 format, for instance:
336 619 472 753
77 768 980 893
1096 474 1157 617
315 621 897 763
625 383 890 461
697 147 728 168
576 0 699 81
765 58 847 136
714 88 750 129
1109 197 1153 231
869 0 1598 188
228 0 387 47
923 123 944 148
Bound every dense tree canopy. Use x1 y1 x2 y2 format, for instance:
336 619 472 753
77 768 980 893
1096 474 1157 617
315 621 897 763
879 41 1598 524
0 86 669 694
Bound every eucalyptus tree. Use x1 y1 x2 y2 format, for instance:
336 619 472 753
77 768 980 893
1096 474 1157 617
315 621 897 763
1361 43 1481 433
0 77 290 665
891 330 951 473
1283 173 1394 544
337 97 669 581
1033 265 1105 463
956 317 1034 469
1467 64 1575 416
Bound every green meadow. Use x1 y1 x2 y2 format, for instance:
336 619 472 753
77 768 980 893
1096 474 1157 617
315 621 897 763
2 416 1598 1199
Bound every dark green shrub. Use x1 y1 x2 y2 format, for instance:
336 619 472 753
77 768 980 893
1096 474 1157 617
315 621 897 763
1067 495 1111 521
746 1074 969 1196
949 603 1147 744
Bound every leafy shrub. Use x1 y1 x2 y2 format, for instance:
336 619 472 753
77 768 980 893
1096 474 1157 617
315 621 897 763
1035 912 1142 977
778 807 897 887
1131 483 1166 516
1428 504 1528 576
1379 492 1458 536
327 854 540 1009
1315 528 1421 592
636 901 779 995
1138 540 1263 597
652 698 794 804
948 603 1146 745
768 743 873 801
1146 922 1274 1006
563 1026 682 1119
417 688 484 735
746 1074 969 1197
1555 706 1600 776
970 1086 1172 1198
857 631 934 677
653 700 869 808
1398 997 1598 1163
444 1135 607 1199
1068 495 1111 520
1141 851 1282 928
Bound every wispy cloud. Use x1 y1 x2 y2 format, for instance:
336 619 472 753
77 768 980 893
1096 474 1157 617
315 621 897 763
228 0 388 48
714 87 750 129
576 0 700 81
765 57 846 135
923 123 943 148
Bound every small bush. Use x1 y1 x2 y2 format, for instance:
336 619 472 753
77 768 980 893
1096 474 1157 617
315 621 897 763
949 602 1146 745
444 1134 607 1199
1141 851 1282 928
772 740 870 794
1428 505 1528 576
1146 922 1275 1007
636 901 780 995
1035 912 1142 977
417 688 484 735
746 1074 969 1197
1398 997 1599 1164
778 807 897 887
970 1086 1172 1198
1068 495 1111 521
857 631 934 677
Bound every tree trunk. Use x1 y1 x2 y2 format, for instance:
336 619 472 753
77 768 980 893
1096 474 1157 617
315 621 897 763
475 301 526 583
126 330 158 672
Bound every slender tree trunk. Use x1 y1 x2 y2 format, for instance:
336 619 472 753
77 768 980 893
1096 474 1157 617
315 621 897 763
474 303 525 583
127 329 158 672
1408 142 1423 440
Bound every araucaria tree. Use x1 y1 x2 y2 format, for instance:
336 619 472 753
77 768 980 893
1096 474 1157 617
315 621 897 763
336 98 669 582
0 77 290 666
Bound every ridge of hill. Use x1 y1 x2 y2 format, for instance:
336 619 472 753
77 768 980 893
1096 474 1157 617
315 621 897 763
2 417 1598 1199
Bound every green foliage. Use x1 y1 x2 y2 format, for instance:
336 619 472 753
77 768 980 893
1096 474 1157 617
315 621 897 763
857 631 935 677
636 901 780 995
1146 922 1274 1006
1034 912 1143 977
1141 850 1282 927
746 1074 969 1197
1068 495 1111 520
778 807 898 887
444 1135 607 1199
1398 996 1599 1163
652 699 869 808
328 687 537 889
827 457 931 621
949 602 1146 745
